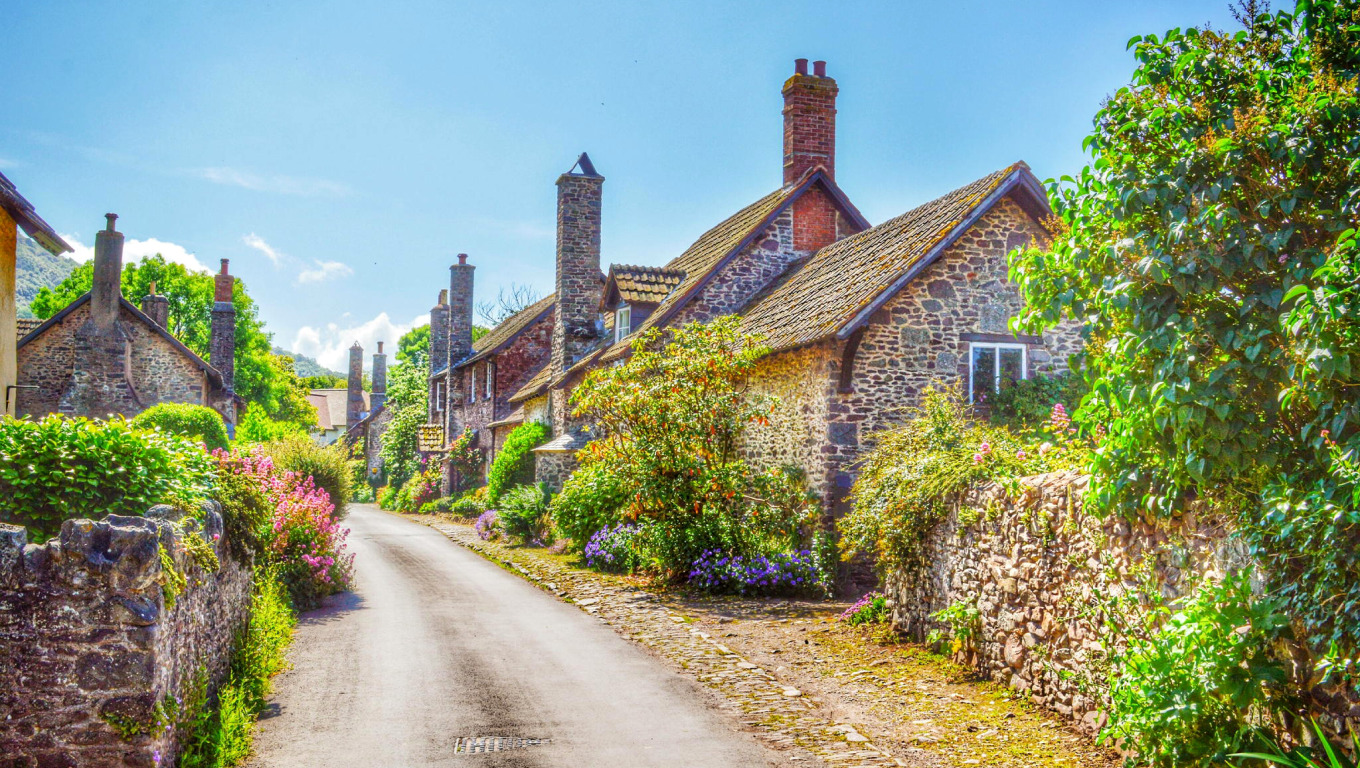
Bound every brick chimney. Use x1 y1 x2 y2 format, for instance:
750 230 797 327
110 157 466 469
551 153 603 376
210 259 236 394
429 289 449 375
448 255 475 365
141 281 169 329
371 341 387 411
347 341 364 426
782 59 838 186
91 213 123 333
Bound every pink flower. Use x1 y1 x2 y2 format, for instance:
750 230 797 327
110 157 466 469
973 453 984 464
979 442 992 455
1017 450 1026 460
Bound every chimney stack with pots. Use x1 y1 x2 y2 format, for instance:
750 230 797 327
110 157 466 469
90 214 123 334
141 281 169 330
448 255 475 365
371 341 387 411
782 58 838 186
347 341 365 426
551 153 604 376
210 259 236 395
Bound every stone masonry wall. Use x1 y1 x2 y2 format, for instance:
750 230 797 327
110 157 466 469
672 211 796 327
17 302 215 421
741 342 838 506
0 505 250 767
884 471 1359 741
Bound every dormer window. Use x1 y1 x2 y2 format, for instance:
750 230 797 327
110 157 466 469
615 304 632 343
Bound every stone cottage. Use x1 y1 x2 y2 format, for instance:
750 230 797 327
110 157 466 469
427 60 1080 508
15 214 240 432
1 171 71 417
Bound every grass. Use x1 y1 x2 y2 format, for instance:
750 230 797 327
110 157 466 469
179 567 297 767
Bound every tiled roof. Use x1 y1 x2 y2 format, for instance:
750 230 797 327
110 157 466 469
605 265 685 306
0 171 70 256
16 318 42 338
457 293 556 369
308 388 367 429
740 163 1042 352
506 361 553 403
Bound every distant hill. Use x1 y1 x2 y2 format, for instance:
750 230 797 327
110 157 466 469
273 346 343 379
16 234 79 318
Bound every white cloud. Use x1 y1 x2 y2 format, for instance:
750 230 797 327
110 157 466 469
290 312 430 371
242 233 283 267
296 259 354 285
0 157 17 169
59 232 209 273
194 166 350 197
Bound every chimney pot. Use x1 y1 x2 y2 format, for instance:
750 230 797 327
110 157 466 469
439 288 448 305
377 341 384 354
457 253 468 265
795 58 808 75
813 60 827 77
220 259 229 275
104 213 118 232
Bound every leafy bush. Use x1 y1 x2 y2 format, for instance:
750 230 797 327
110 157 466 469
927 600 981 656
212 453 273 562
497 483 553 546
1100 571 1291 767
0 415 215 539
446 427 483 492
486 421 549 504
351 483 374 504
263 435 352 515
130 403 230 452
376 485 397 510
550 462 629 548
840 592 888 625
474 509 499 541
395 467 441 513
686 549 824 596
583 524 640 572
449 495 484 518
376 350 429 490
983 372 1087 434
839 384 1081 571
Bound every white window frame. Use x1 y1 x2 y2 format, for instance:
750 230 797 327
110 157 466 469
433 379 445 412
615 304 632 343
485 361 494 401
468 368 476 403
967 342 1027 403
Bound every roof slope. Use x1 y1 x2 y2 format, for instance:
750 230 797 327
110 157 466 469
18 293 232 390
740 163 1047 352
0 171 70 256
605 265 685 306
308 388 368 429
456 292 556 369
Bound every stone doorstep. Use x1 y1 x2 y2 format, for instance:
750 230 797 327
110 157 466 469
419 517 907 768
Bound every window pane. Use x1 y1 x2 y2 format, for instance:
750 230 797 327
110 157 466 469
971 346 996 400
999 348 1024 389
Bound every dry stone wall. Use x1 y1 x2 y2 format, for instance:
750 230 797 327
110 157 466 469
884 471 1358 740
0 505 250 767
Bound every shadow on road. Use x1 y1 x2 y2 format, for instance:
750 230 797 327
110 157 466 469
297 590 365 627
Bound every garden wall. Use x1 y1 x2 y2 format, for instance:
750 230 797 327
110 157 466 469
885 470 1359 739
0 505 251 767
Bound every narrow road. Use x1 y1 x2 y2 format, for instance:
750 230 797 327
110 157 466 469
248 504 779 768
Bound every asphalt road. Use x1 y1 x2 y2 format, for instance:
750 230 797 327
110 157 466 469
247 504 778 768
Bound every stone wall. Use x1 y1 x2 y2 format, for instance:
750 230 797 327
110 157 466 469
884 471 1359 740
741 342 837 506
17 301 216 421
0 506 251 767
671 211 797 326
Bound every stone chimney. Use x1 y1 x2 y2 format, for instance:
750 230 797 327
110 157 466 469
210 260 236 394
430 289 449 375
347 342 364 426
141 281 169 329
91 214 123 333
448 255 475 365
782 59 838 185
371 341 387 411
551 153 603 376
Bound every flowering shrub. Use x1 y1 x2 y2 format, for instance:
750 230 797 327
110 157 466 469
474 509 500 541
216 448 353 609
686 549 824 596
376 485 398 510
395 467 441 513
446 427 483 492
840 592 888 625
583 524 640 572
497 483 552 546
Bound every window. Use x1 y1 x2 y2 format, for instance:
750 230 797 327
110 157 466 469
615 305 632 343
968 343 1026 402
485 362 494 401
468 369 476 403
433 380 445 412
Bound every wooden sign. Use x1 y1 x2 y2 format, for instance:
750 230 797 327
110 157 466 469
418 424 446 452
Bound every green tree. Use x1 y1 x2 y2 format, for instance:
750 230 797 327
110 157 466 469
31 254 315 435
1009 0 1360 673
395 325 429 366
378 350 429 490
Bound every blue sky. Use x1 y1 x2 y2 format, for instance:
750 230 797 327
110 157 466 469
3 0 1237 371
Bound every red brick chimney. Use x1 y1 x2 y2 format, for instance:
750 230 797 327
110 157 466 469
782 59 838 186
